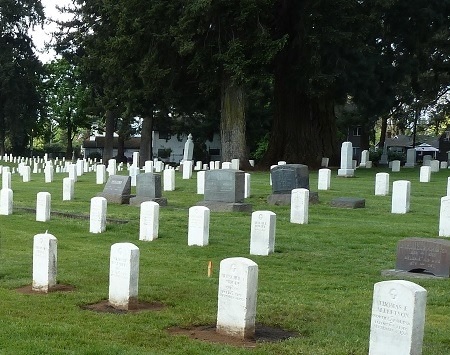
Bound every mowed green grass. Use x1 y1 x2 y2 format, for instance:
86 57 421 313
0 164 450 354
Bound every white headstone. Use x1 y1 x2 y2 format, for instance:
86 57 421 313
391 180 411 214
366 161 373 168
194 161 202 171
440 161 448 169
439 196 450 237
422 155 432 166
0 188 13 215
318 168 331 190
369 280 427 355
430 160 439 172
76 159 84 176
182 160 193 179
360 150 369 167
144 160 154 173
214 161 220 170
419 166 431 183
221 162 232 169
154 161 164 173
290 188 309 224
44 165 54 183
129 166 140 187
108 242 140 310
447 177 450 196
183 133 194 161
163 169 175 191
89 197 107 233
209 161 215 170
62 178 74 201
244 173 251 198
68 163 77 182
22 166 31 182
250 211 276 255
36 192 51 222
337 141 354 177
231 159 240 170
107 159 117 176
2 171 11 190
139 201 159 241
96 164 106 184
32 233 57 292
188 206 210 246
375 173 389 196
277 161 286 165
132 151 140 167
391 160 401 172
197 171 205 194
321 157 329 167
216 257 258 339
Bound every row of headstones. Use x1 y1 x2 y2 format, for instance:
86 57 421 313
31 233 428 353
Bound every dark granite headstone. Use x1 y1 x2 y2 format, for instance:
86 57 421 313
395 238 450 277
204 170 245 203
198 170 251 212
97 175 131 204
268 164 316 205
130 173 166 206
271 164 309 194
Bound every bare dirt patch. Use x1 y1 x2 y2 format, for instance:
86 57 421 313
81 299 165 314
16 284 76 294
167 324 299 348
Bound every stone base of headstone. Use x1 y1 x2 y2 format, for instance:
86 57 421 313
337 169 355 177
267 192 319 206
196 201 252 212
97 193 132 204
380 269 447 280
404 163 415 168
330 197 365 208
130 196 167 206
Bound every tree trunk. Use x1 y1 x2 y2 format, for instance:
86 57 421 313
66 124 73 160
103 109 115 165
262 72 338 169
379 115 388 149
117 135 126 163
0 115 5 156
220 75 249 168
140 113 153 167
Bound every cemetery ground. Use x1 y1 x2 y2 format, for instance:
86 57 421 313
0 165 449 354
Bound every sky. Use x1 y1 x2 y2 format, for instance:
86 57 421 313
30 0 73 63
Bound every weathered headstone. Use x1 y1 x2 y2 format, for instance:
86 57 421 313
129 165 140 187
337 141 354 177
419 166 431 183
391 160 401 172
144 160 153 173
330 197 365 208
98 175 132 204
216 257 258 339
405 148 416 168
32 232 57 292
430 159 439 172
441 161 448 169
250 211 276 255
182 160 193 179
62 177 74 201
22 166 31 182
391 180 411 214
44 165 53 183
290 188 309 224
359 150 369 168
76 159 84 176
130 173 166 206
108 242 139 310
36 192 51 222
318 168 331 190
221 162 232 169
188 206 210 246
395 238 450 277
321 157 329 167
231 158 240 170
375 173 389 196
183 133 194 161
198 170 251 212
107 159 117 176
244 173 251 198
368 280 427 355
0 188 13 215
68 163 77 182
89 196 107 233
422 155 432 166
132 151 139 167
2 171 11 189
439 196 450 237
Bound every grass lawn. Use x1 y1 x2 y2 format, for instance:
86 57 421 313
0 163 449 354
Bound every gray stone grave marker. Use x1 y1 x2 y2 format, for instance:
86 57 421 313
130 173 166 206
98 175 131 204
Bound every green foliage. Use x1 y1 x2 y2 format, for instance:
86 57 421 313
251 133 269 161
87 151 102 161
